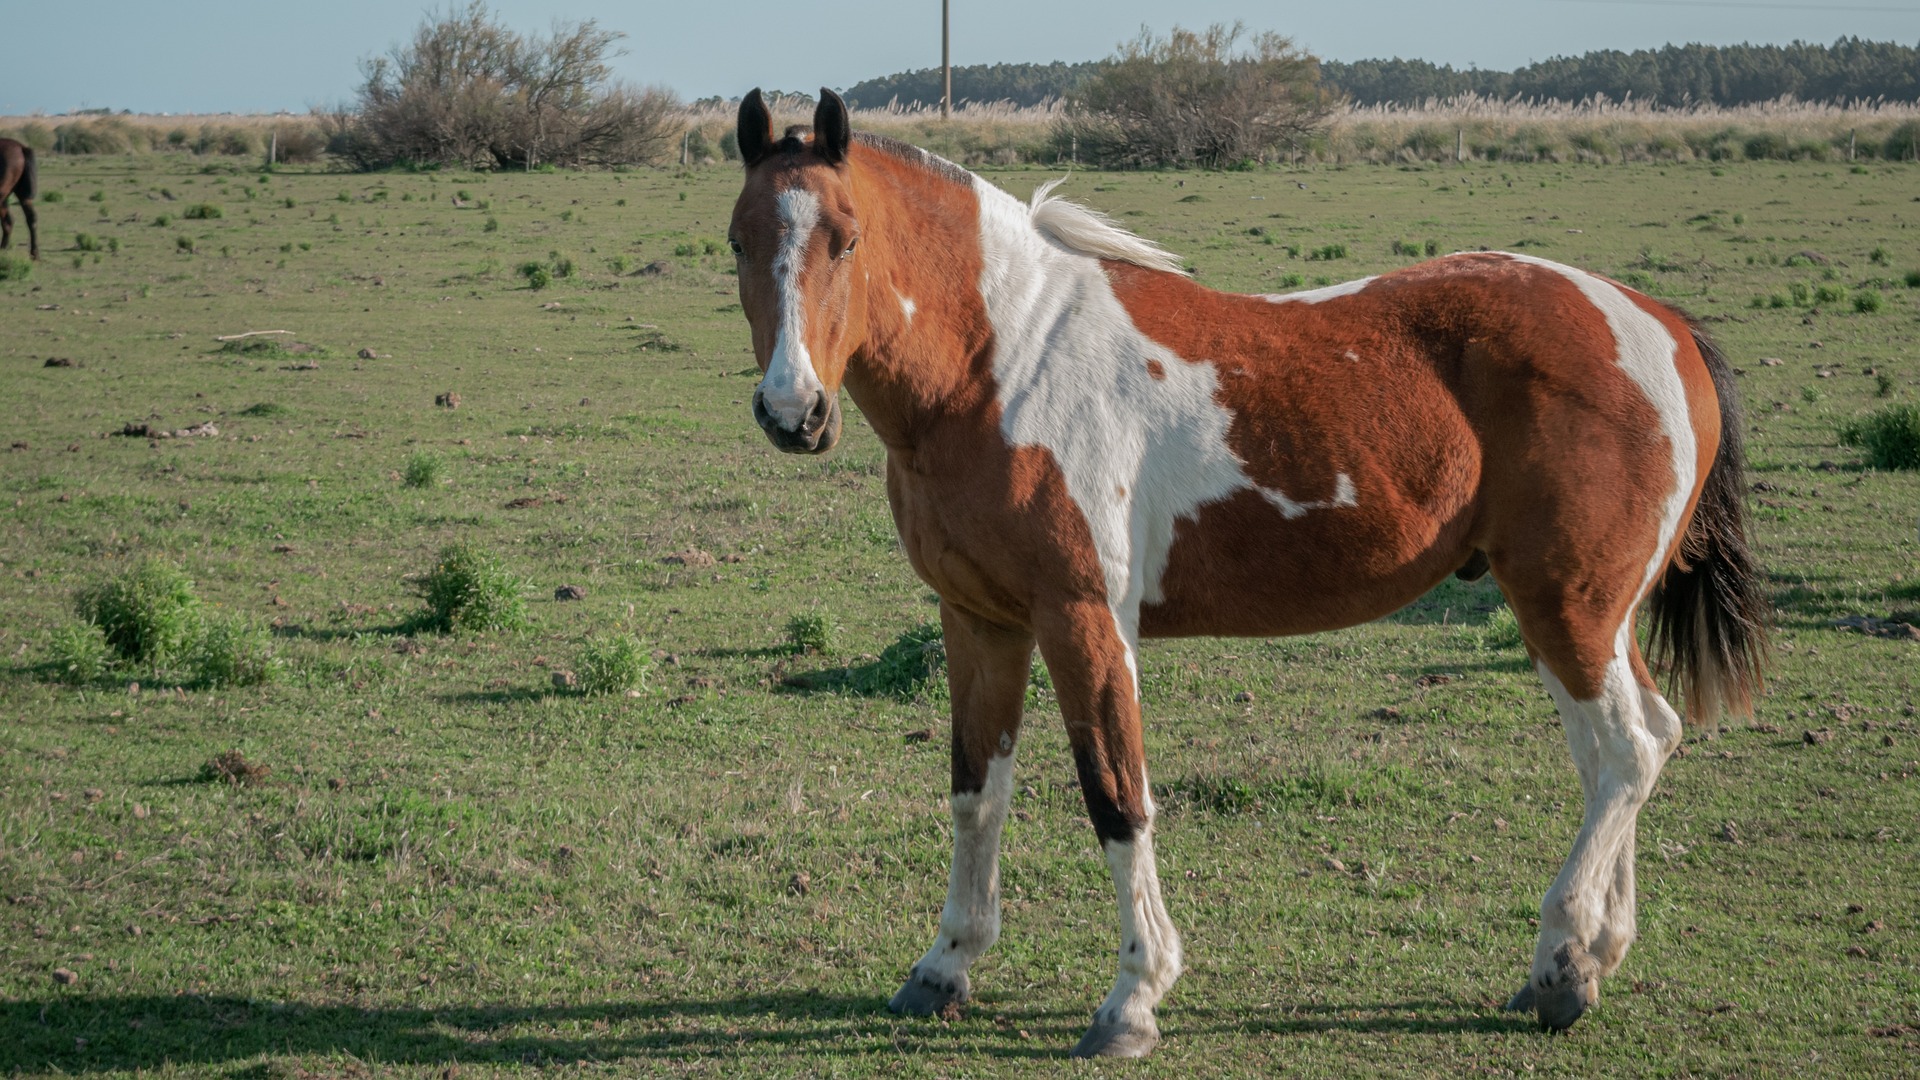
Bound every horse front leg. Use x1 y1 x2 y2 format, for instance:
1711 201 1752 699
889 602 1033 1016
1036 602 1181 1058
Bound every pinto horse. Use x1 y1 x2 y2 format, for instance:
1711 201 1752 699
0 138 39 261
728 88 1767 1057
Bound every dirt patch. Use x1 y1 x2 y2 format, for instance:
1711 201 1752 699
116 421 219 439
200 750 270 786
662 549 716 569
434 392 461 409
1833 614 1920 641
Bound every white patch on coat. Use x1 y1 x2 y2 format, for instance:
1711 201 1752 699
1500 252 1694 601
1263 471 1358 520
759 188 826 427
907 754 1016 991
894 289 916 324
1343 349 1361 362
970 176 1360 639
1258 276 1378 304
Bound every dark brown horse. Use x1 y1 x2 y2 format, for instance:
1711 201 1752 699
1 138 40 260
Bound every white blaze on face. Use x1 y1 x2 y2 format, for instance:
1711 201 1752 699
760 187 826 428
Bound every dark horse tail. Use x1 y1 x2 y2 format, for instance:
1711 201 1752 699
1645 325 1770 723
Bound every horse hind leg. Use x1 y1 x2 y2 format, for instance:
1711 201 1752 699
1505 622 1683 1031
18 198 33 260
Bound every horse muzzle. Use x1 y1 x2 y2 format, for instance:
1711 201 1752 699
753 387 841 455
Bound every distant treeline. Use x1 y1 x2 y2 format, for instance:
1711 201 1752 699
842 61 1105 108
844 38 1920 109
1325 38 1920 106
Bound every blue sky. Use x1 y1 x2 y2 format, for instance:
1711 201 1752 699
3 0 1916 115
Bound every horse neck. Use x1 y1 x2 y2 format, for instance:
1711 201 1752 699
840 147 1000 451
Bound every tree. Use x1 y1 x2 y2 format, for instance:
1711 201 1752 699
1059 24 1333 169
334 2 678 170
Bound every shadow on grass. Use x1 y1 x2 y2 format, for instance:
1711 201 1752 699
1 992 1537 1071
1175 998 1537 1038
0 992 1072 1070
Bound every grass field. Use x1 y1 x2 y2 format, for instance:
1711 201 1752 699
2 151 1917 1077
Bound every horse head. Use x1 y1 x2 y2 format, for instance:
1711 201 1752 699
729 88 866 455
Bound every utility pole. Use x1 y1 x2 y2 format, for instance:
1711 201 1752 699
941 0 951 120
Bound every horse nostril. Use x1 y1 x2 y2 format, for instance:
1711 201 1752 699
804 392 830 434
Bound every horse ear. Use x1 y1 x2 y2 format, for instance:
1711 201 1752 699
813 88 851 165
737 88 774 168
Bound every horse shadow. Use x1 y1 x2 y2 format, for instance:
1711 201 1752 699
2 991 1535 1071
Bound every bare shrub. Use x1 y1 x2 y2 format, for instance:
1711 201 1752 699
1056 23 1334 168
336 1 679 170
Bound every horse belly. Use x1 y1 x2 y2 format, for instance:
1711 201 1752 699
1139 482 1475 639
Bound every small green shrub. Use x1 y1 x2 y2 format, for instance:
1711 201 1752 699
182 203 222 220
482 216 499 233
188 617 278 688
786 612 838 653
576 634 651 695
176 236 196 254
1276 272 1305 287
239 402 288 417
518 261 552 290
1870 246 1890 265
0 253 30 281
1424 239 1440 256
672 241 697 257
608 254 631 274
87 189 105 203
1801 385 1823 405
73 232 104 252
1813 283 1847 305
412 543 529 633
1787 281 1811 305
550 254 574 278
1853 290 1884 314
402 450 443 488
41 190 64 204
1838 405 1920 470
1479 605 1524 651
76 560 200 666
48 623 115 685
1905 269 1920 288
152 213 173 227
1307 243 1347 261
1876 373 1895 398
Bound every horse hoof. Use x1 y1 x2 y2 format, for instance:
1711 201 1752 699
1503 983 1537 1012
1070 1011 1160 1058
887 967 968 1017
1531 942 1600 1032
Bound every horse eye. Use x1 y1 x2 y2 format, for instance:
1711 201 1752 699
841 238 859 259
728 239 743 256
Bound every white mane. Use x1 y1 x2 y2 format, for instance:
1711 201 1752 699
1025 177 1187 275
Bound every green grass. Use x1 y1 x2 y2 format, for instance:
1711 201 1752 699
1 154 1917 1078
